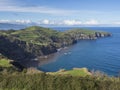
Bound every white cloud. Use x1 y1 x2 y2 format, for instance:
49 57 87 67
15 20 32 24
42 19 50 24
0 19 11 23
113 21 120 25
37 19 82 25
84 20 99 25
0 19 100 26
63 20 82 25
0 19 32 24
38 19 55 25
61 19 99 25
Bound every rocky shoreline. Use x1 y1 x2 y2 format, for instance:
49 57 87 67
0 26 111 69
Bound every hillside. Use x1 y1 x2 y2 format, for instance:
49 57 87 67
0 54 21 73
0 26 111 64
0 70 120 90
0 27 119 90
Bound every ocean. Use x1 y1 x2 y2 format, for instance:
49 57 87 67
38 27 120 76
1 25 120 76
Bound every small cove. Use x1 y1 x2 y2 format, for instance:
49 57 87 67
37 27 120 76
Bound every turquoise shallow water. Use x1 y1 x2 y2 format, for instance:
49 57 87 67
38 27 120 76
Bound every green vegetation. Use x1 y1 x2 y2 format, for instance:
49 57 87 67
0 54 19 73
0 59 12 67
0 26 111 61
65 28 109 35
47 68 91 77
0 54 12 67
0 26 110 46
0 26 113 90
0 54 120 90
2 26 61 45
0 71 120 90
64 68 91 76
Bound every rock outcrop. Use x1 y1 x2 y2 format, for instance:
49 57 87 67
0 26 111 63
0 35 57 61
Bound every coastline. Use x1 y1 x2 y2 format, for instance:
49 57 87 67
0 26 111 72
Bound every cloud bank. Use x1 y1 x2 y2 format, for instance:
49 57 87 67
38 19 99 25
0 19 100 26
1 19 120 26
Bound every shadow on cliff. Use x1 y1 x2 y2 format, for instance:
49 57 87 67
0 36 40 68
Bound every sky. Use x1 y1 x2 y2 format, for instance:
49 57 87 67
0 0 120 26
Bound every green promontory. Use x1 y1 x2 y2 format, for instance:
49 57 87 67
0 26 111 63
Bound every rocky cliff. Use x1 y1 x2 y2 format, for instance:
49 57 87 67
0 26 111 62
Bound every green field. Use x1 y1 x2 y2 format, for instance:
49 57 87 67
47 68 91 77
0 59 12 67
0 26 110 46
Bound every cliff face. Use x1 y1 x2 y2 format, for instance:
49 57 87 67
0 53 23 72
0 26 111 62
64 29 111 40
0 35 57 61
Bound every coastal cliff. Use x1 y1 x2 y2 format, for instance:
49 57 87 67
0 26 111 62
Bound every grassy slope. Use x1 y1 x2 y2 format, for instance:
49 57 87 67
9 26 61 45
0 59 12 67
0 54 21 74
47 68 91 77
0 54 12 67
64 28 109 35
0 26 110 45
65 68 91 76
0 71 120 90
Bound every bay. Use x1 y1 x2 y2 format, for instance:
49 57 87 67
38 27 120 76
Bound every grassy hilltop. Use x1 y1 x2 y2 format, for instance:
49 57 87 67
0 26 111 62
0 26 110 46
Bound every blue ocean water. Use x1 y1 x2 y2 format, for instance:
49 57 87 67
0 23 26 30
38 27 120 76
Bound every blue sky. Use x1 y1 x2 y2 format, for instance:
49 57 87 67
0 0 120 26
